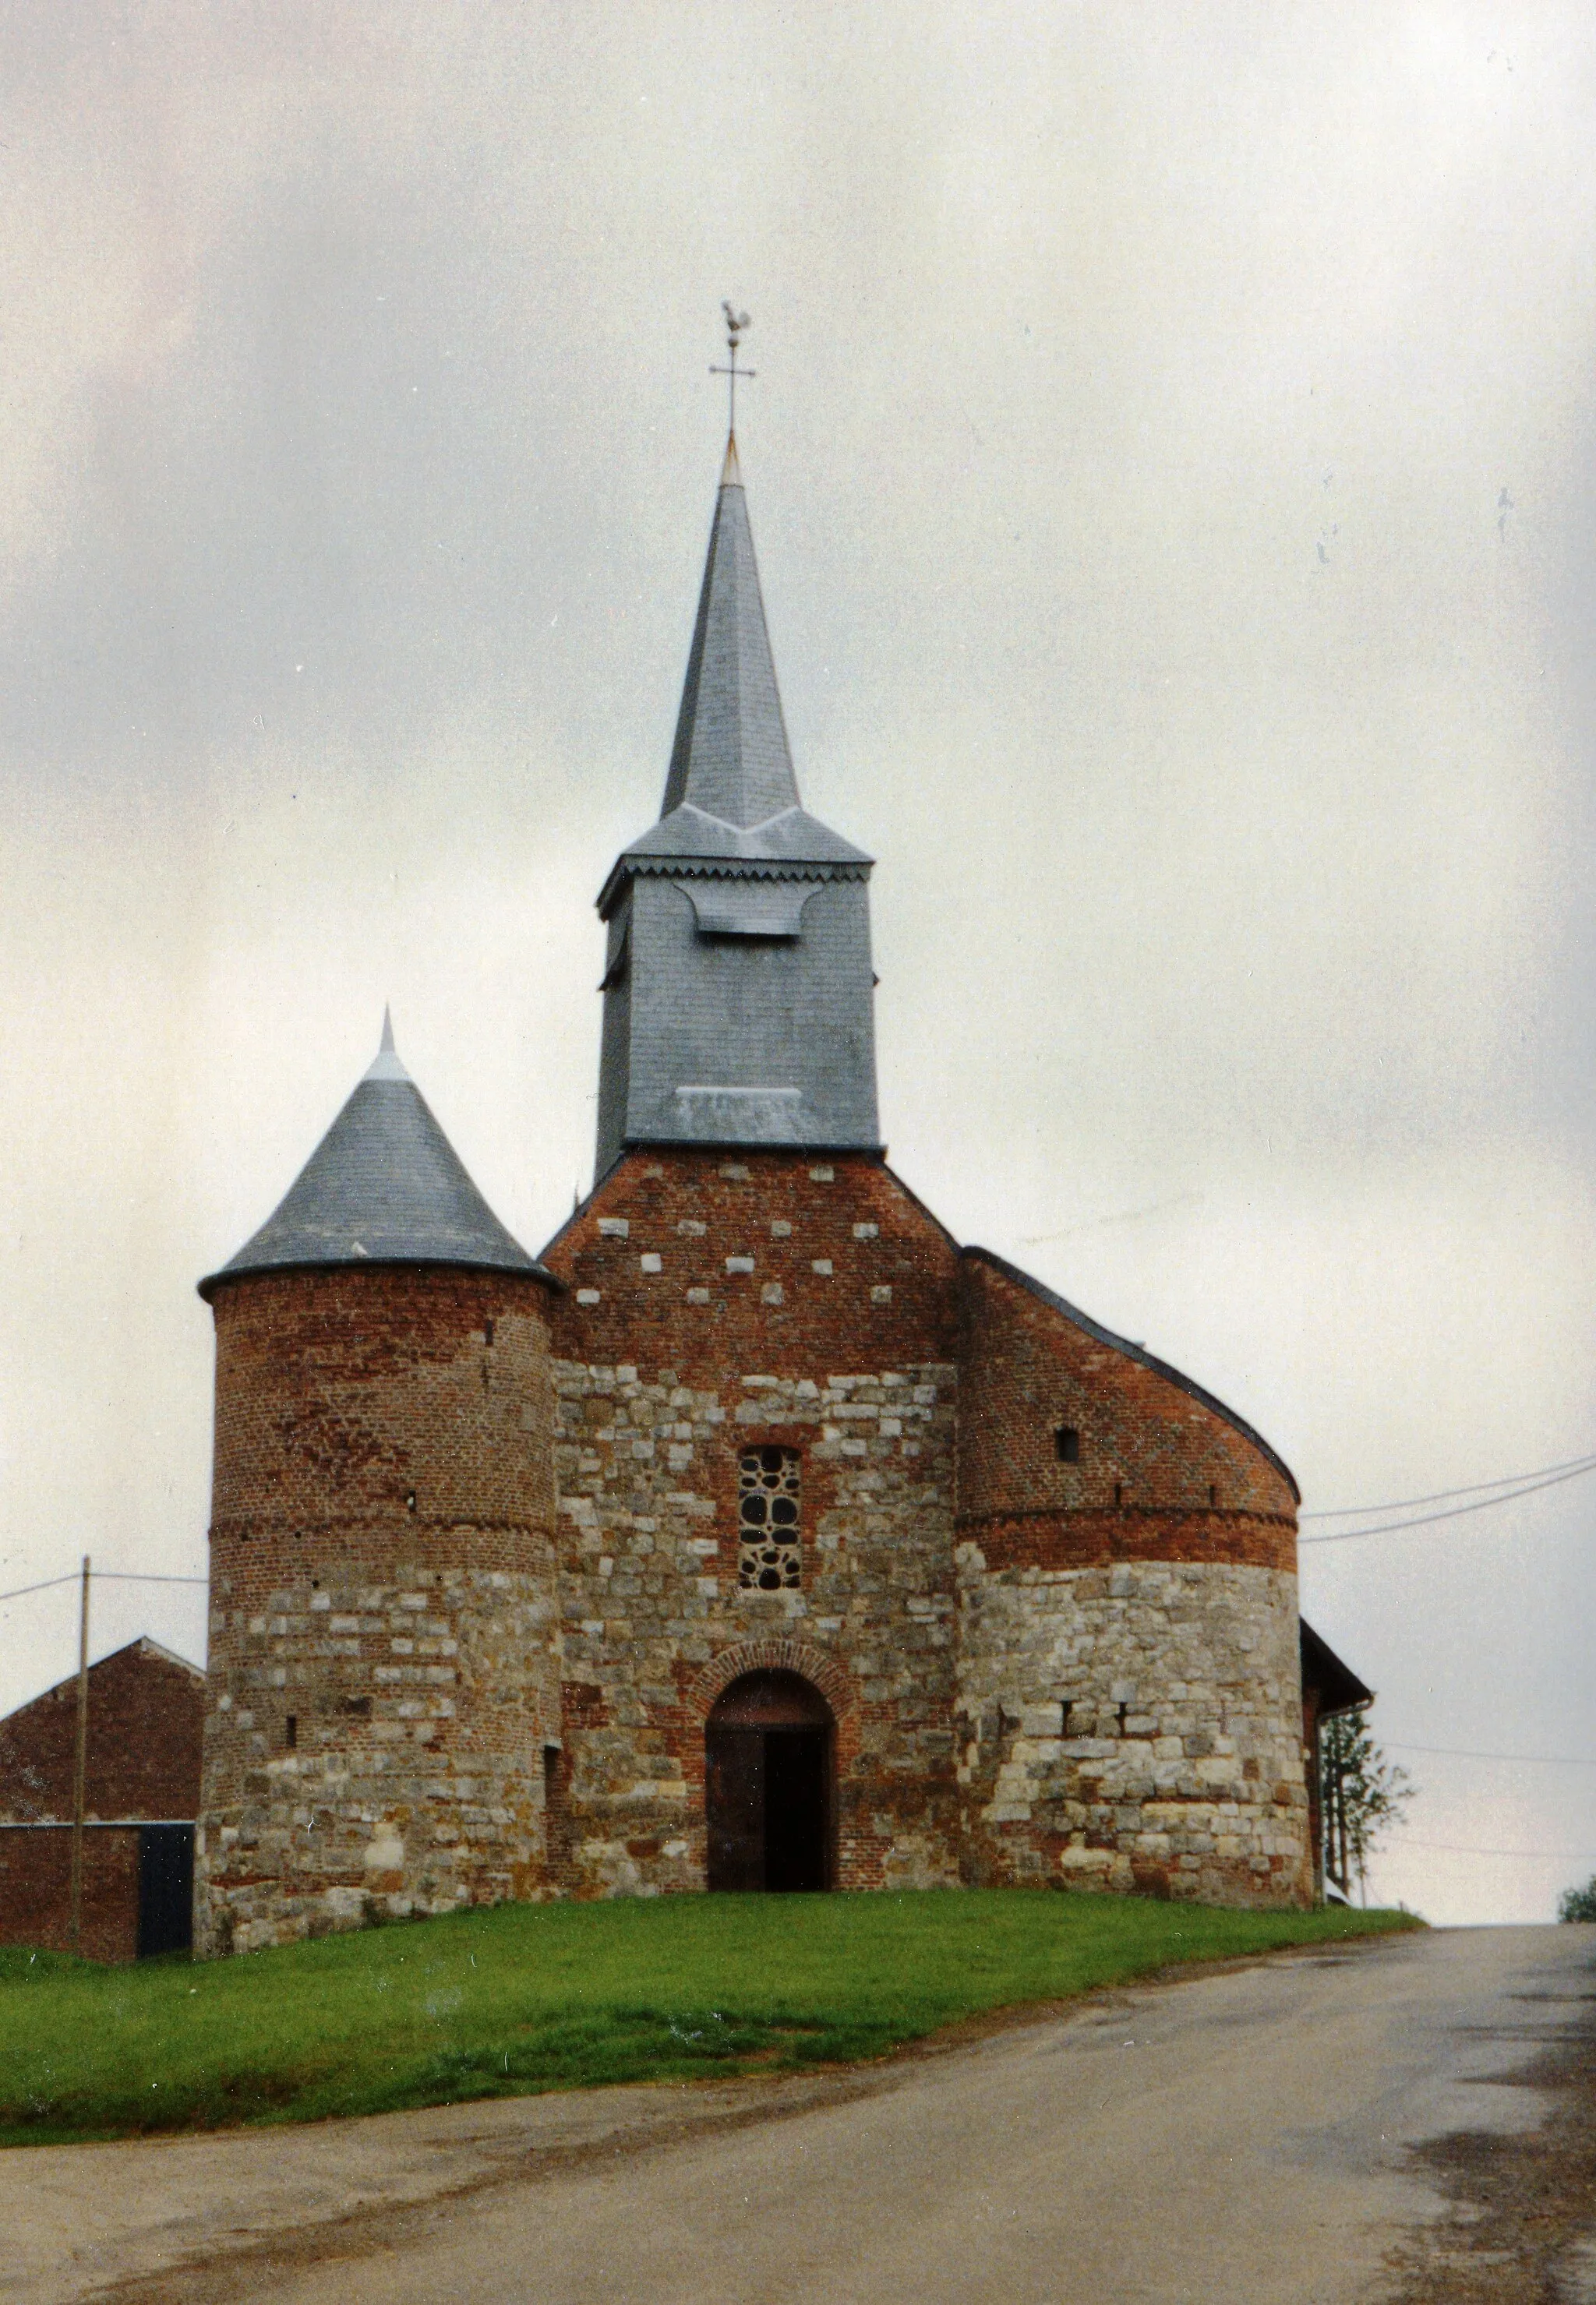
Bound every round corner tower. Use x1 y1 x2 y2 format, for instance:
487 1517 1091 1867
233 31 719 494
954 1249 1312 1909
195 1018 561 1956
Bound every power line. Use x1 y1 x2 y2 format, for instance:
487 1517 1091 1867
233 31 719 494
0 1567 207 1605
1400 1837 1596 1862
1386 1740 1595 1767
0 1572 79 1605
1302 1450 1596 1519
92 1572 207 1587
1299 1458 1596 1544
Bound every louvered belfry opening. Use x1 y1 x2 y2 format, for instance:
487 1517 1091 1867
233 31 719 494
704 1670 834 1893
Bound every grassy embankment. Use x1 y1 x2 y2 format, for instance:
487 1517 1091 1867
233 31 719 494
0 1890 1418 2146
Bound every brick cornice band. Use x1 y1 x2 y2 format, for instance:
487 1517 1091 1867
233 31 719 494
956 1507 1298 1574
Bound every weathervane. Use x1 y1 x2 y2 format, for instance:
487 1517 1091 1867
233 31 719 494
711 302 755 437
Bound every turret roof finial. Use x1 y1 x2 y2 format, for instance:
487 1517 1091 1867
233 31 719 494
710 302 754 449
364 1004 411 1083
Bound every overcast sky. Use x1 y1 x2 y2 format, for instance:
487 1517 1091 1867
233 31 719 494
1 2 1591 1925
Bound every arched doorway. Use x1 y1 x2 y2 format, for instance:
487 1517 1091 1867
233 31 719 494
705 1671 835 1892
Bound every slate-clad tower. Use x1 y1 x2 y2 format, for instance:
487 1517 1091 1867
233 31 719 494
595 438 881 1174
196 1019 560 1954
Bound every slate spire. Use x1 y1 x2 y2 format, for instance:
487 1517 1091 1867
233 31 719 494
200 1015 542 1297
591 440 881 1174
658 434 801 829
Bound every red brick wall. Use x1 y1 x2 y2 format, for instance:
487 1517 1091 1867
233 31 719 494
199 1265 561 1954
955 1251 1298 1568
0 1642 203 1824
0 1827 140 1962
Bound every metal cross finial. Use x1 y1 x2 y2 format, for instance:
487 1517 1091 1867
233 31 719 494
710 302 755 437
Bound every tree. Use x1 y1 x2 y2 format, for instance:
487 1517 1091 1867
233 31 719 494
1319 1709 1414 1904
1558 1876 1596 1923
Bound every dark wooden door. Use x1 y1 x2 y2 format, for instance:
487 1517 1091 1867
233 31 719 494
136 1825 194 1957
706 1722 832 1892
706 1726 765 1890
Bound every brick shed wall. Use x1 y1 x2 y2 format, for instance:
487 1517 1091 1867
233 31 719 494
954 1252 1312 1906
197 1265 560 1955
0 1641 203 1825
538 1149 965 1893
0 1640 203 1961
0 1827 142 1962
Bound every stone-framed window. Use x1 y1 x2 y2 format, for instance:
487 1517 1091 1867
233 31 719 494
739 1446 801 1590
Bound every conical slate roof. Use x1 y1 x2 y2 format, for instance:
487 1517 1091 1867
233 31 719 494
200 1015 545 1299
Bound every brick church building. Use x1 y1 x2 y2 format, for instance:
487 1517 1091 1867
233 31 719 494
193 433 1330 1956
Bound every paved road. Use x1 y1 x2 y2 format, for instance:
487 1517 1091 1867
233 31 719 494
9 1925 1594 2305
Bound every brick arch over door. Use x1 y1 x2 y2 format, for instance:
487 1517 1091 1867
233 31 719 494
687 1638 857 1728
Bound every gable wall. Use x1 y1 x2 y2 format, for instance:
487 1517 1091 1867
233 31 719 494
540 1149 962 1893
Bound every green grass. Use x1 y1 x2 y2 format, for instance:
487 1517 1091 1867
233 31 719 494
0 1892 1418 2147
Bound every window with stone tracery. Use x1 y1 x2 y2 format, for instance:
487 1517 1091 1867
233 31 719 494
739 1446 801 1590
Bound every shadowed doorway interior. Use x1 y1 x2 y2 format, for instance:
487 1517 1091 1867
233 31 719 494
705 1671 835 1891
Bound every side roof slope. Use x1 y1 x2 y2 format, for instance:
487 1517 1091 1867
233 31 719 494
961 1245 1300 1500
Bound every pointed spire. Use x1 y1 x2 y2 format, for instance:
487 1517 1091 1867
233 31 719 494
658 447 800 830
363 1004 411 1083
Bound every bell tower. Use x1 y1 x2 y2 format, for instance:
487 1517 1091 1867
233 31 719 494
593 433 883 1176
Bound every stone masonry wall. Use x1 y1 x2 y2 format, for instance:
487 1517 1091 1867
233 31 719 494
955 1558 1309 1904
538 1150 963 1894
197 1266 560 1954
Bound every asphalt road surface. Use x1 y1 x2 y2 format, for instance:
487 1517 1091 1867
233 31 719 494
9 1923 1594 2305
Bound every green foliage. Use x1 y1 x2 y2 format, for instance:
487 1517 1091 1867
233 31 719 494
1557 1876 1596 1923
1320 1710 1414 1895
0 1890 1419 2146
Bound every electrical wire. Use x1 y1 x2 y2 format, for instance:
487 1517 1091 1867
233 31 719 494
1400 1837 1596 1862
1302 1449 1596 1518
0 1568 207 1604
91 1572 207 1587
1299 1457 1596 1544
0 1573 79 1605
1386 1740 1595 1767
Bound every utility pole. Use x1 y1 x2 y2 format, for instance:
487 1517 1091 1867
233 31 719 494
68 1555 89 1955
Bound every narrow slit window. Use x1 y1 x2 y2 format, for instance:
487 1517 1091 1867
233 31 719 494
739 1446 801 1591
284 1714 297 1749
1054 1424 1080 1463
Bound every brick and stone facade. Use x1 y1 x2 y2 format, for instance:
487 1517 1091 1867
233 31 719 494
538 1150 963 1897
525 1156 1312 1912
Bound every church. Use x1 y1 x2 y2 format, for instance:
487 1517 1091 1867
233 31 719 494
192 427 1329 1957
